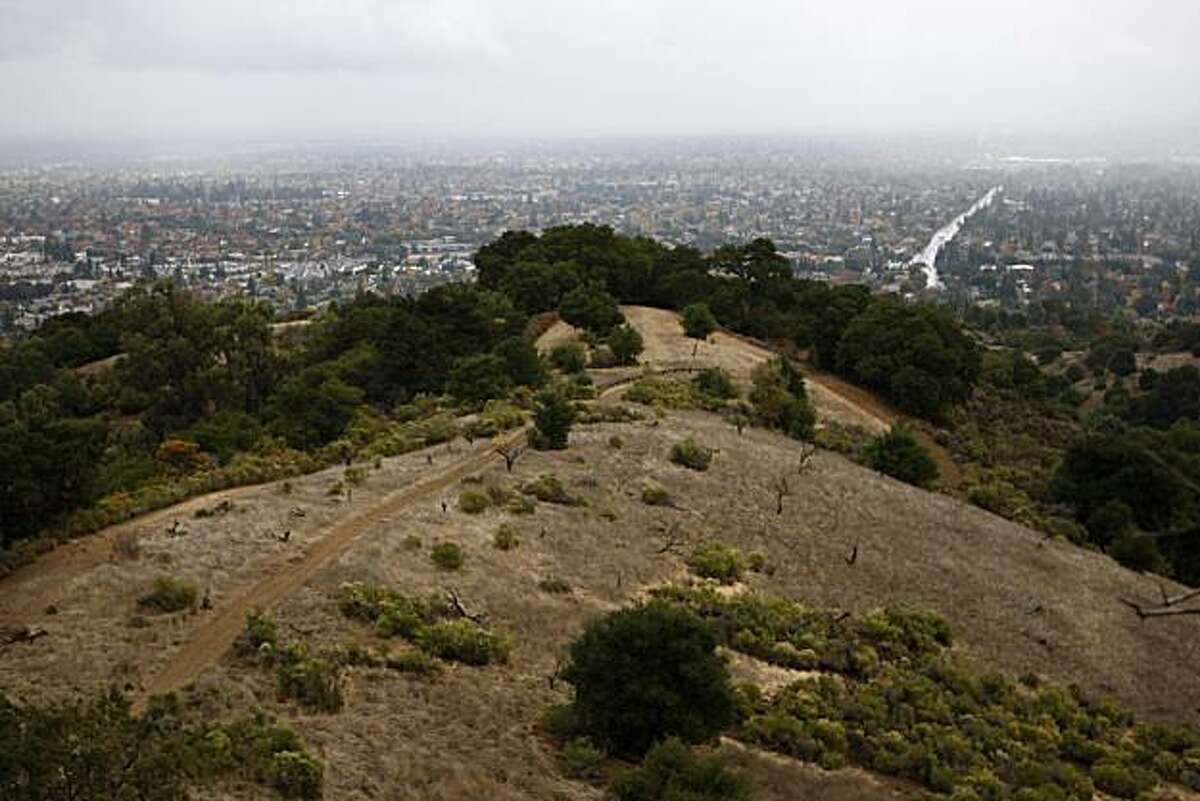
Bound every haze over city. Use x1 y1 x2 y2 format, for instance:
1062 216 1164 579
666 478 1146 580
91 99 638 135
1 0 1198 147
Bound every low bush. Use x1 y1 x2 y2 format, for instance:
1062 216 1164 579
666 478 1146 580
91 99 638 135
0 692 324 801
137 577 198 613
431 542 464 571
274 646 344 713
625 377 703 410
550 342 588 373
612 737 751 801
506 494 538 514
560 737 606 781
235 609 279 658
688 542 743 584
641 483 672 506
266 751 324 799
416 619 511 666
864 427 938 488
670 439 713 471
693 367 738 400
493 524 520 550
521 474 580 505
458 490 491 514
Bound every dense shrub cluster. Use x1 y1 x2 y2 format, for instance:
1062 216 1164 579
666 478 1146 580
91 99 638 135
612 738 751 801
336 582 510 666
652 586 1200 801
0 690 323 800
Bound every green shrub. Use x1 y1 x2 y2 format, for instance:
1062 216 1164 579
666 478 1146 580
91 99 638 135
506 493 538 514
0 691 324 801
137 577 198 613
609 434 624 449
612 737 751 801
625 377 701 409
431 542 464 571
235 609 279 658
563 602 736 757
641 483 672 506
458 490 491 514
417 619 511 666
494 524 520 550
550 342 588 373
670 438 713 471
1091 761 1156 799
530 388 576 450
693 367 737 400
750 359 816 440
864 427 939 488
275 647 344 713
521 474 579 505
688 542 744 584
560 737 606 781
680 303 718 340
266 751 324 799
607 324 645 366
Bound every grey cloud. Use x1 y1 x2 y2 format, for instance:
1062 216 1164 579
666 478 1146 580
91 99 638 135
0 0 1197 142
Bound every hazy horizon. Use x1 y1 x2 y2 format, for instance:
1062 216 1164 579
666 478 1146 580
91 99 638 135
1 0 1198 149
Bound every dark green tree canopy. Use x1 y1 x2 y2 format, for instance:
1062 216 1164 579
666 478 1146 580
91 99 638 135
563 602 736 757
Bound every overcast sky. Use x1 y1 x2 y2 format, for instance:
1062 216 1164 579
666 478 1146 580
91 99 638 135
0 0 1197 144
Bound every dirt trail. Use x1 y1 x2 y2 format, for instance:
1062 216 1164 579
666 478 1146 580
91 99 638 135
135 431 522 707
140 381 635 705
615 304 960 489
0 478 309 623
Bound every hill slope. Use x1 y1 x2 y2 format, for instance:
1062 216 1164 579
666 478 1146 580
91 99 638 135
2 311 1200 799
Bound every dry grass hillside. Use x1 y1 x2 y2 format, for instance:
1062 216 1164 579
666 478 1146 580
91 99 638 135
3 308 1200 800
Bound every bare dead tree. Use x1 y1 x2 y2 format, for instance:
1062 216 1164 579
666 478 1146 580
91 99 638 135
0 625 48 647
772 472 791 515
796 442 818 475
1120 584 1200 619
495 441 526 473
446 588 489 626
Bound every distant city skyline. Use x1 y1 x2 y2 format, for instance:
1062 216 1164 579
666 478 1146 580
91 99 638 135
1 0 1197 145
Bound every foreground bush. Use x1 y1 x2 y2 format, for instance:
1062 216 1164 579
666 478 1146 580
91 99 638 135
652 585 1200 801
0 691 322 800
612 738 751 801
563 602 736 757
